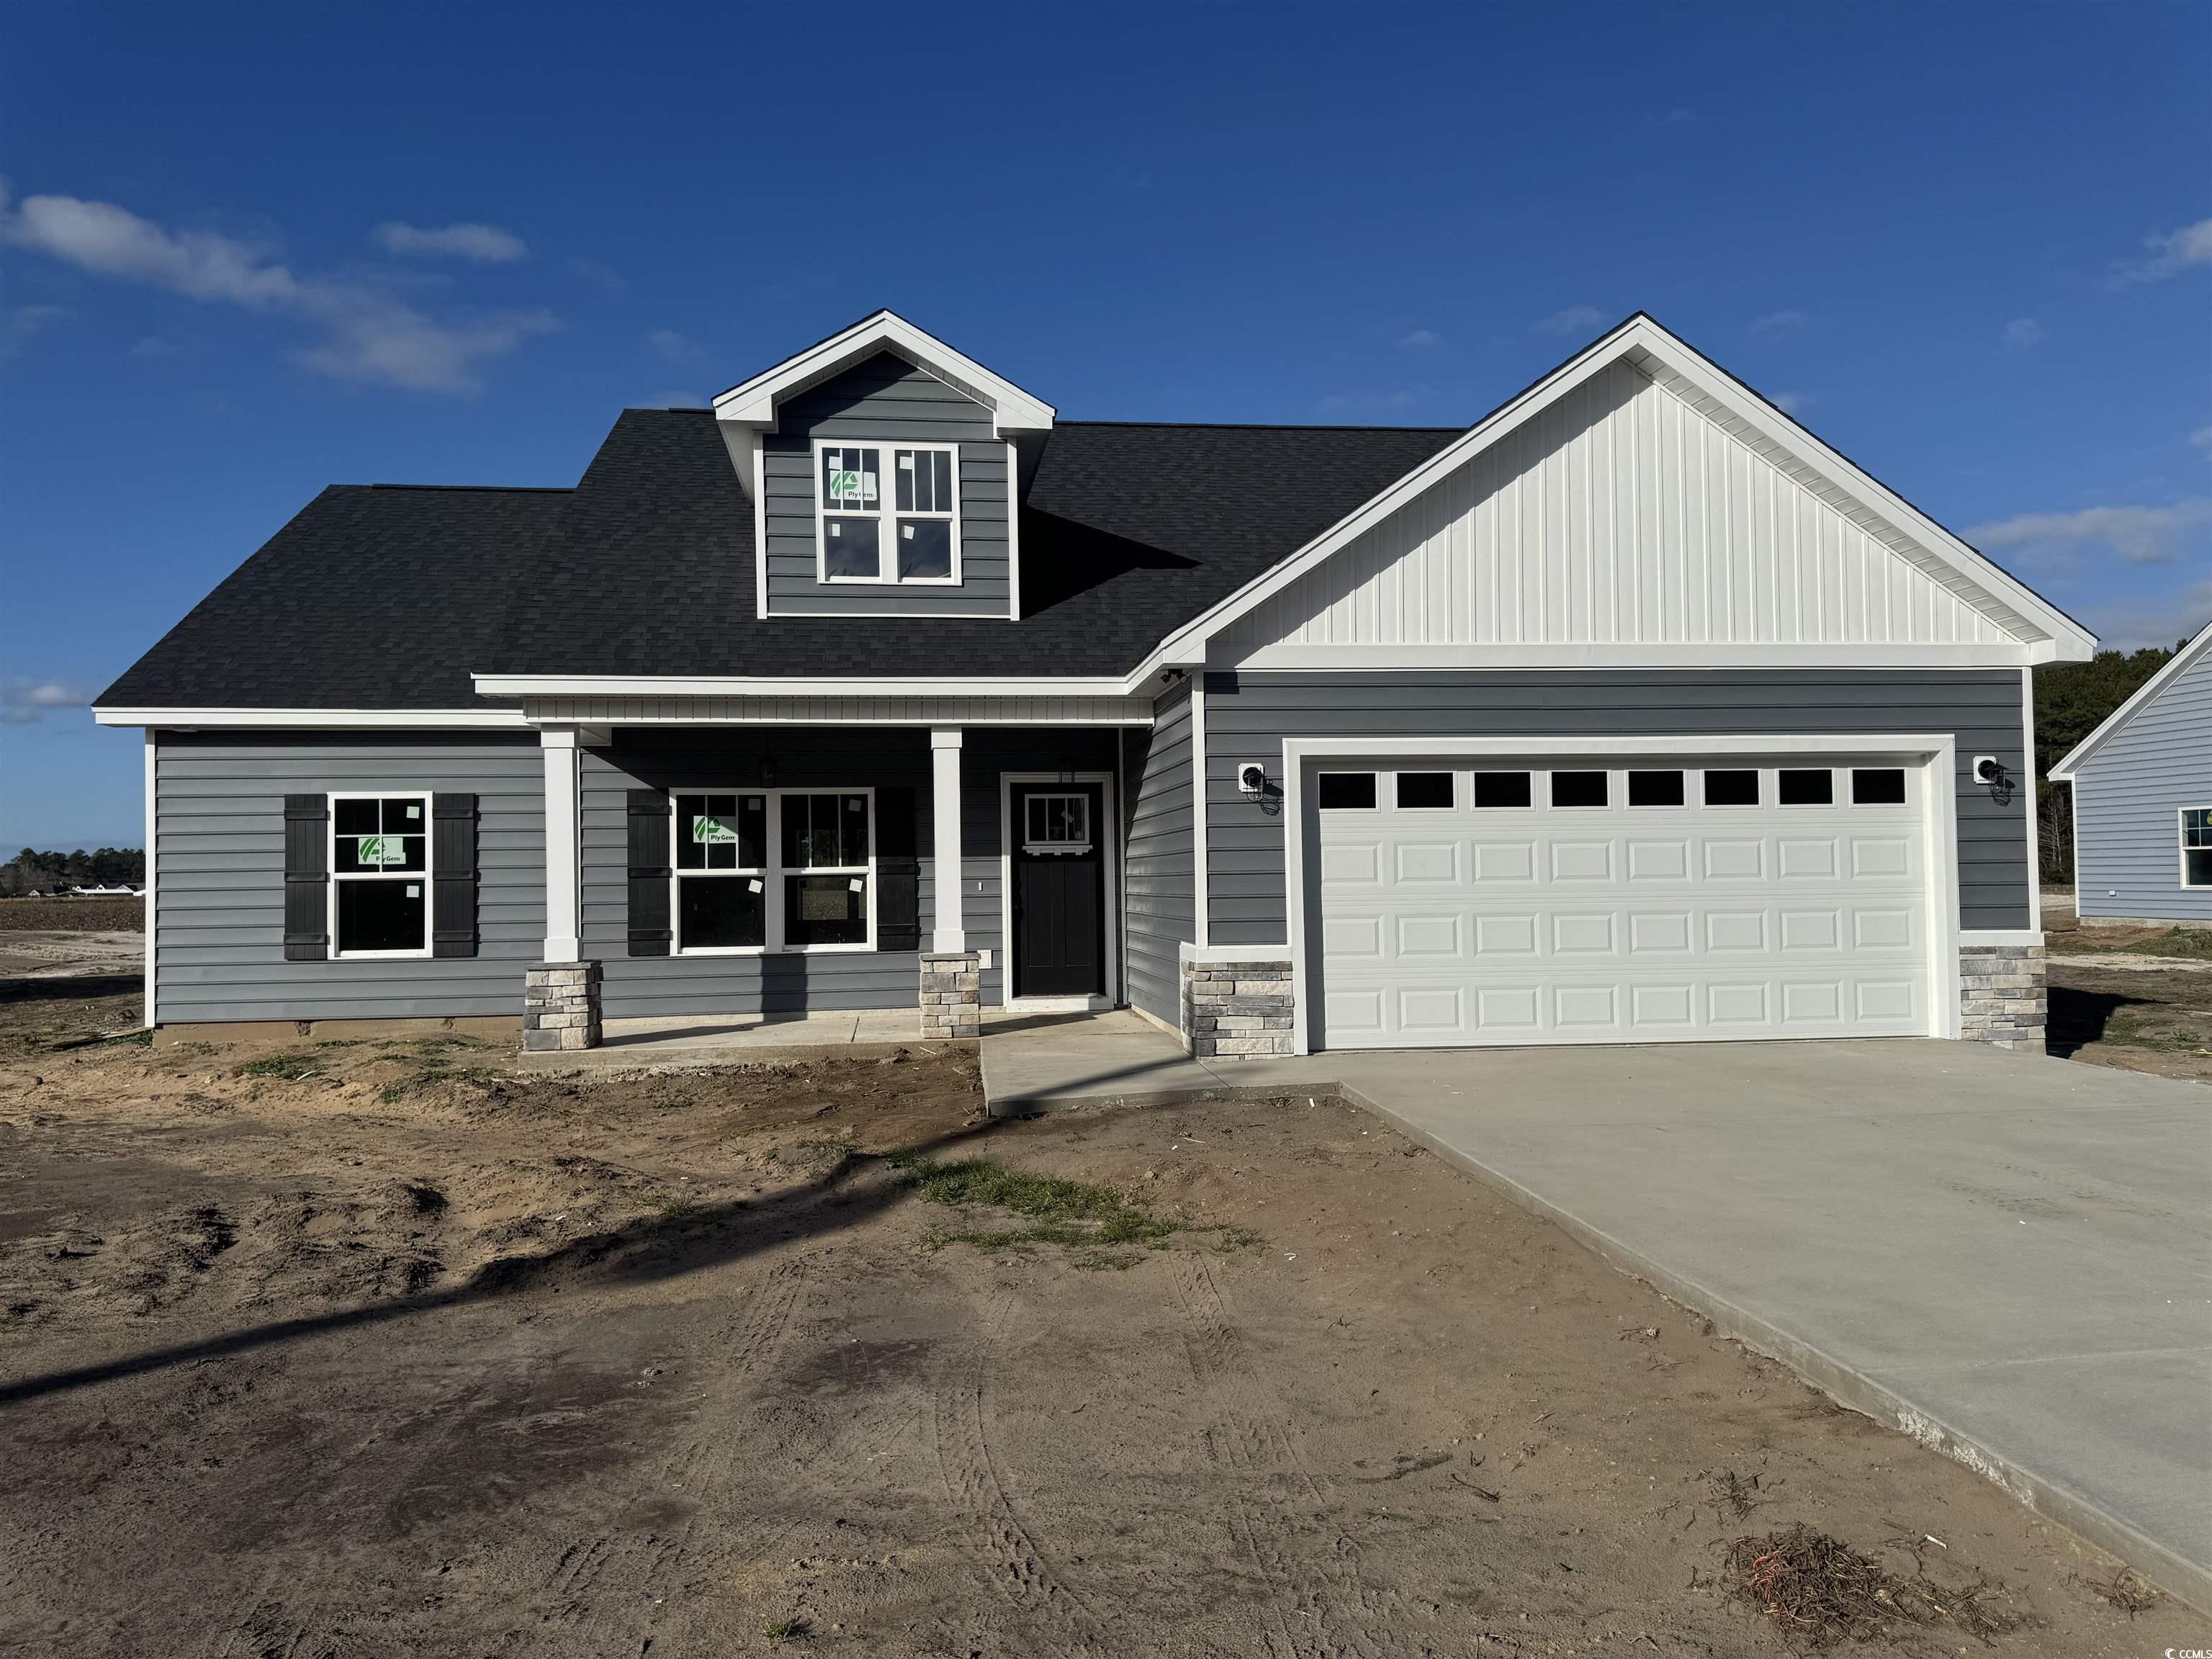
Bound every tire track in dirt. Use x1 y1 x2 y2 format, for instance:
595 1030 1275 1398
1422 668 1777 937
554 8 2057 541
1172 1254 1408 1659
925 1288 1112 1658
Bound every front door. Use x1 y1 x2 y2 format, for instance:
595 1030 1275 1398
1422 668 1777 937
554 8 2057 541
1010 781 1105 998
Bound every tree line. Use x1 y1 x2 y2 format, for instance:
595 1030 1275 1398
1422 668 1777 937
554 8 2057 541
0 847 146 895
2033 641 2186 885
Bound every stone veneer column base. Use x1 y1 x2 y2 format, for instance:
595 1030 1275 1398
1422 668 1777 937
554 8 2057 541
1959 943 2046 1050
523 961 602 1051
1183 958 1296 1058
920 952 981 1040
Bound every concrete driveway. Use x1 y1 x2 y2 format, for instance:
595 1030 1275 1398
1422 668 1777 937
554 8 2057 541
983 1024 2212 1607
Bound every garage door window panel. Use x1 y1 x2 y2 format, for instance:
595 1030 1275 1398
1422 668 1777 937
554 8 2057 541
1778 769 1835 806
1851 768 1907 805
1704 770 1760 806
1551 771 1610 809
1473 771 1532 809
1627 770 1685 807
1318 773 1377 810
1394 772 1454 810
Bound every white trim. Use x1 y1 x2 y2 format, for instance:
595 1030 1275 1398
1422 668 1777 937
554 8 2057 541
1232 643 2050 670
541 728 582 961
811 438 963 587
1189 677 1210 950
1178 940 1292 965
476 673 1142 699
2021 667 2042 927
1133 315 2093 683
515 693 1152 728
931 729 964 953
94 706 529 730
714 310 1055 437
2047 616 2212 781
2182 804 2212 891
670 785 878 956
1959 929 2046 947
999 769 1120 1010
1114 727 1125 1002
2066 776 2085 920
327 790 435 961
1278 732 1962 1056
142 731 156 1028
1005 438 1022 621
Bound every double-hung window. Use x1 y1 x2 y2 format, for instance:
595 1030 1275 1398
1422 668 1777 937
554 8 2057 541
673 790 873 952
2184 807 2212 889
331 793 429 956
817 441 959 583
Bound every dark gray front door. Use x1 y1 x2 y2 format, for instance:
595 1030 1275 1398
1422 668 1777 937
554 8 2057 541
1010 781 1104 998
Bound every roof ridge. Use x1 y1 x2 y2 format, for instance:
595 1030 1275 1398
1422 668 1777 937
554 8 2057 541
360 482 575 493
1058 418 1465 434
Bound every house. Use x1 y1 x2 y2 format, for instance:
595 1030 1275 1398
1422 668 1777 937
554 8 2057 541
94 311 2093 1056
2047 617 2212 927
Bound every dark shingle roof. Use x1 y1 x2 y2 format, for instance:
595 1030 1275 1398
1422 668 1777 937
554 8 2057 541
101 413 1464 707
99 486 570 709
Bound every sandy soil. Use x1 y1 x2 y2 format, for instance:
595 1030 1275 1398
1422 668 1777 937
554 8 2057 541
0 896 143 932
1 977 2200 1656
2041 911 2212 1085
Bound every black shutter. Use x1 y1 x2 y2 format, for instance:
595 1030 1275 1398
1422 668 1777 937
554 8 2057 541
283 794 328 961
627 789 673 956
431 793 478 958
875 785 921 952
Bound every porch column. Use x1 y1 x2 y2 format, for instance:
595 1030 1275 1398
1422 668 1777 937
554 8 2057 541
540 727 582 962
930 727 964 952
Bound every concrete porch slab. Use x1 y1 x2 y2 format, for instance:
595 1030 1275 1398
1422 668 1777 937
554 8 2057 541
515 1007 971 1071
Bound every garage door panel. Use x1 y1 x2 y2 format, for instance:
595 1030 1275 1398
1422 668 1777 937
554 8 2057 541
1314 755 1933 1051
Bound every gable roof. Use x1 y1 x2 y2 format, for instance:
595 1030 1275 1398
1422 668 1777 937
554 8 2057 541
1139 313 2096 675
2046 616 2212 782
713 310 1055 436
96 485 569 714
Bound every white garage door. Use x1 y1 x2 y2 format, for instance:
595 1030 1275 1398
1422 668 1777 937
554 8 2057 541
1313 755 1932 1049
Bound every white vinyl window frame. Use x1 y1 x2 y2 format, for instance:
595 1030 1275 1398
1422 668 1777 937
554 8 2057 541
1020 791 1093 855
2182 806 2212 890
670 786 877 956
327 790 433 961
813 439 963 587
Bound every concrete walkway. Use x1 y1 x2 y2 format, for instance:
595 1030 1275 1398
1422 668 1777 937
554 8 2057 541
979 1019 2212 1609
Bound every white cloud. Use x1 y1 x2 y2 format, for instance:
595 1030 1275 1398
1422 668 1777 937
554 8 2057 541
2077 576 2212 653
1398 328 1443 350
1768 390 1816 416
1 682 85 725
2004 317 2045 349
2190 426 2212 459
1968 498 2212 565
2 302 66 360
374 221 526 262
2113 215 2212 285
1532 305 1604 337
1747 309 1805 338
0 186 554 392
647 328 696 362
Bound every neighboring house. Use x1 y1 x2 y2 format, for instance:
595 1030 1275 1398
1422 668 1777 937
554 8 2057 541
95 311 2093 1056
2047 618 2212 927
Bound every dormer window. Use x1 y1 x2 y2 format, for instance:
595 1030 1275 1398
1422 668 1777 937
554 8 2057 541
817 441 960 584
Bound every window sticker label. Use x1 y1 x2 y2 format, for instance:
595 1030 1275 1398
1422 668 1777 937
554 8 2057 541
357 835 394 866
692 816 737 845
406 886 421 899
828 469 876 505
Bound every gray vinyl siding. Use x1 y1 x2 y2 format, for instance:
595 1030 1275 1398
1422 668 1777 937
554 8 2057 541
2072 645 2212 921
580 727 1118 1018
1202 669 2033 938
152 732 543 1024
763 352 1010 619
1123 683 1195 1023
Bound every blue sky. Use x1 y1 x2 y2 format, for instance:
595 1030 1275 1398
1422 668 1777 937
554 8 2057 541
3 1 2207 848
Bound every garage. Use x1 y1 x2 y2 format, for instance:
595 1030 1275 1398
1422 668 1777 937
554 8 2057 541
1306 750 1937 1050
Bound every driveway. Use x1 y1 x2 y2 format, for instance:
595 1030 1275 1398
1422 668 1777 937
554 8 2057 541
984 1025 2212 1608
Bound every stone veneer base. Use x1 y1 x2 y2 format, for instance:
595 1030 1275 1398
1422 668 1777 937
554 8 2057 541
523 961 603 1052
920 951 981 1040
1958 943 2046 1050
1183 958 1295 1058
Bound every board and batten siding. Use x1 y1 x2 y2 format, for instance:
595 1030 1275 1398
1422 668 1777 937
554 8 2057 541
762 351 1011 619
580 728 1118 1019
1122 683 1196 1024
1202 670 2034 938
2072 644 2212 922
152 732 542 1024
1216 359 2013 660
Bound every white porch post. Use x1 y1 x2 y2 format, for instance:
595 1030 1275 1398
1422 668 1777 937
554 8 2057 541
540 727 582 962
930 727 965 953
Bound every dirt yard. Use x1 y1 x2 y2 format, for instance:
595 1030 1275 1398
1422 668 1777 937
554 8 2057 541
2 976 2200 1655
2042 907 2212 1084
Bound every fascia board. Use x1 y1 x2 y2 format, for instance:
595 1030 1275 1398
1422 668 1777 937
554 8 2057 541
93 706 531 729
2046 616 2212 781
713 311 1055 435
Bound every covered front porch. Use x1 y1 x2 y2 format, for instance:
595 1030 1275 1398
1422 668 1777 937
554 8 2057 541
521 710 1158 1052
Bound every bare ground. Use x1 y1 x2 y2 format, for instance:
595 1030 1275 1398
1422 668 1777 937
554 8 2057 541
2042 906 2212 1085
1 974 2203 1656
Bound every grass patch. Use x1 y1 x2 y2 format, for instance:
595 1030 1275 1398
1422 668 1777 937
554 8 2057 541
890 1151 1259 1264
2051 925 2212 960
763 1617 809 1642
231 1052 324 1081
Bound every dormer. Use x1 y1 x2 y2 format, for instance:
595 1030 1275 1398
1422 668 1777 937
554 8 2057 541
714 311 1054 621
